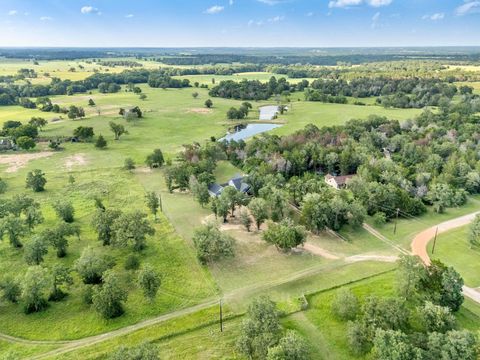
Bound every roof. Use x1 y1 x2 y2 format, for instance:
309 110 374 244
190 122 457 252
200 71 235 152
229 176 244 191
208 183 224 196
325 174 354 186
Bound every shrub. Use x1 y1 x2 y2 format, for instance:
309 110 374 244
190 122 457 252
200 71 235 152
124 254 140 270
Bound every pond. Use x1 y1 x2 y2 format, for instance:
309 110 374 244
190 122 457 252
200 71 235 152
219 123 282 142
259 105 279 121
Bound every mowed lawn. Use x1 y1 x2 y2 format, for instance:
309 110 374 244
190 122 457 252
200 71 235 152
427 225 480 288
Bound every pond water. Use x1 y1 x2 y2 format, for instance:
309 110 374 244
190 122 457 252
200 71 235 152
259 105 279 120
219 123 282 142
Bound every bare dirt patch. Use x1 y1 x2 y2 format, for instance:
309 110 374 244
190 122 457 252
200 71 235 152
64 153 87 170
302 243 340 260
187 108 213 115
0 152 54 173
133 167 153 174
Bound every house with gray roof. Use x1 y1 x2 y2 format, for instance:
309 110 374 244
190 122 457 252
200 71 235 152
208 174 251 197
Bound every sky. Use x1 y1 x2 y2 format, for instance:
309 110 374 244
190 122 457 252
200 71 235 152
0 0 479 47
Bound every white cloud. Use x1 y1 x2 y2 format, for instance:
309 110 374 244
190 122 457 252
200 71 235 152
125 14 134 18
328 0 392 8
205 5 224 14
366 0 392 7
8 10 18 16
40 16 53 21
306 12 314 17
422 13 445 21
328 0 362 8
371 11 381 28
268 15 285 22
229 0 234 5
455 1 480 16
257 0 286 5
81 6 101 15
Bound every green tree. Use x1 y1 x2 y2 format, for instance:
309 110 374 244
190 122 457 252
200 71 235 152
427 330 478 360
192 222 235 264
24 236 48 265
138 264 161 302
21 266 52 314
123 157 136 171
52 199 75 223
346 321 371 355
43 222 79 258
92 270 128 319
205 99 213 108
469 214 480 247
0 178 6 194
266 331 309 360
420 301 456 333
190 179 210 208
144 191 160 220
28 117 48 130
111 211 155 251
49 265 73 301
237 296 282 359
74 247 114 284
331 288 359 321
109 122 128 140
240 209 252 232
372 329 422 360
145 149 165 168
73 126 94 141
95 135 107 149
0 214 27 248
440 267 464 312
26 169 47 192
262 218 306 251
396 255 426 300
0 277 21 303
248 198 269 230
91 208 122 246
16 136 36 150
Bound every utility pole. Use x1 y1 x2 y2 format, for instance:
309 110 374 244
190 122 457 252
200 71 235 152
431 227 439 254
393 208 400 235
219 299 223 332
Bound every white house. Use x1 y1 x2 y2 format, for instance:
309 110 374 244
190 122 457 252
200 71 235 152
325 174 354 190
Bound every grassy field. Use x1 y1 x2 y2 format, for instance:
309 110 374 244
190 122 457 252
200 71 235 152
427 225 480 288
0 63 478 358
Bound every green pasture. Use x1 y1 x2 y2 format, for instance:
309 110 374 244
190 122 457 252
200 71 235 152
427 225 480 288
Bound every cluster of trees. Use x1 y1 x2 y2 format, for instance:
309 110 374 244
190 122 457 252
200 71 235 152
209 77 295 101
0 68 192 108
237 296 309 359
226 102 252 120
98 60 143 68
213 94 480 232
306 77 464 108
333 256 478 359
0 119 41 150
0 192 160 319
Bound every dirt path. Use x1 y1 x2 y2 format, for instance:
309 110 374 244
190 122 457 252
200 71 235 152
303 243 340 260
411 211 480 304
411 212 480 264
345 255 399 263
